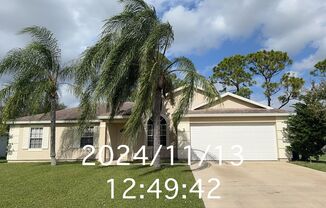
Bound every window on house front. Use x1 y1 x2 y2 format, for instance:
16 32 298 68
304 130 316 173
147 117 167 146
29 128 43 149
80 127 94 148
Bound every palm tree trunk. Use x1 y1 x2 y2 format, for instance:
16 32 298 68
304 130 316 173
50 95 57 166
153 88 162 168
267 96 271 107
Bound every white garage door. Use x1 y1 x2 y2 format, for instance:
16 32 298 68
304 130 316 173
190 123 277 160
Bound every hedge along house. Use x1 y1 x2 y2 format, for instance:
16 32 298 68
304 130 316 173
6 88 290 162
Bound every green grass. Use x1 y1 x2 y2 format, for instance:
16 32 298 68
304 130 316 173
292 154 326 172
0 162 204 208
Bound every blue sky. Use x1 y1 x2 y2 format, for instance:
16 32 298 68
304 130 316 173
183 31 318 105
153 0 326 107
0 0 325 109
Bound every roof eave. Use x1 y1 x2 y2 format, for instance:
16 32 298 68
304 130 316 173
7 115 130 125
7 119 101 125
184 112 291 118
97 115 130 120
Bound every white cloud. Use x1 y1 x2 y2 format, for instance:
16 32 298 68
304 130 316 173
292 37 326 71
162 0 273 54
0 0 122 107
1 0 326 107
147 0 201 11
162 0 326 71
0 0 122 61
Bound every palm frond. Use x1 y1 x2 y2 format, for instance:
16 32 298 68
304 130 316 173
120 0 151 13
123 61 160 142
163 73 176 106
20 26 61 66
170 57 219 129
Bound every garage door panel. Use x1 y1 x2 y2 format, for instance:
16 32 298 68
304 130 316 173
190 123 277 160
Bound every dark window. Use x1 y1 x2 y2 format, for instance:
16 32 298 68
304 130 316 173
80 127 94 148
29 128 43 149
147 117 167 146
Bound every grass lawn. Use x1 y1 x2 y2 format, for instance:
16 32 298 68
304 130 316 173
0 162 204 208
292 154 326 172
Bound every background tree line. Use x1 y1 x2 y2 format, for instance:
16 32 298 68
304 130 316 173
211 50 305 108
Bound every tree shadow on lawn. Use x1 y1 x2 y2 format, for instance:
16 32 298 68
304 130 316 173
127 161 217 176
20 161 85 167
308 160 326 164
135 164 189 176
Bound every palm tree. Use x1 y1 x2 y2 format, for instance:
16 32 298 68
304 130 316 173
0 26 71 165
74 0 218 168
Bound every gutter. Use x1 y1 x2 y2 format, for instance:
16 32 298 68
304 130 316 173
7 115 129 125
184 113 291 117
7 120 101 125
97 115 129 120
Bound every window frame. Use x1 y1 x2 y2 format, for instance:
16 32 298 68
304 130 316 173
80 127 94 148
29 127 43 149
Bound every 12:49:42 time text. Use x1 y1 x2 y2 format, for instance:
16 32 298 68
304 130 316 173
107 178 221 200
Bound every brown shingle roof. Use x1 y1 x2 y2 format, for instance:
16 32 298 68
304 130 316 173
15 102 134 121
14 103 288 122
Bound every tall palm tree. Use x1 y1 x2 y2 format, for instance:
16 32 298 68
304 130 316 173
0 26 71 165
75 0 218 168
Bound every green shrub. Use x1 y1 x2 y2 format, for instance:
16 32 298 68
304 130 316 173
284 83 326 161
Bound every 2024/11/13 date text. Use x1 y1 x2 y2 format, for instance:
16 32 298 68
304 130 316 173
107 178 221 200
82 144 244 166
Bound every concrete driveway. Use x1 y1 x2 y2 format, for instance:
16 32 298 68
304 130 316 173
191 162 326 208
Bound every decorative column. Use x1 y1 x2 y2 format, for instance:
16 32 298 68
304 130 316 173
96 121 107 159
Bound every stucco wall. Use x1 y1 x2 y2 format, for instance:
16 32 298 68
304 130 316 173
275 117 290 159
106 121 176 160
107 122 141 160
7 119 177 162
7 126 19 161
167 90 264 113
198 96 263 110
165 89 208 114
7 123 100 161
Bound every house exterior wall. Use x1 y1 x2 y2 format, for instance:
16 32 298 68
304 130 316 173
275 117 290 159
6 120 176 162
107 122 143 160
167 90 264 112
7 126 20 161
197 96 263 110
7 122 100 162
165 89 208 114
177 116 289 160
106 120 176 160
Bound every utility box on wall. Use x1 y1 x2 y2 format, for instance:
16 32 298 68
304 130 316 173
0 135 8 158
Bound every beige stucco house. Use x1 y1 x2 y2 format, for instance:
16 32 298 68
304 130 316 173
6 88 290 162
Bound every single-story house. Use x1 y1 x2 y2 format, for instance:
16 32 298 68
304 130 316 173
6 88 290 162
